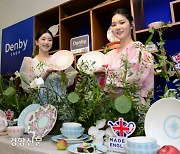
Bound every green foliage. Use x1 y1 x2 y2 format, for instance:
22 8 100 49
0 76 29 119
146 22 179 81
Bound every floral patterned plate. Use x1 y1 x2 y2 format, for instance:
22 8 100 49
28 104 57 139
77 51 105 74
18 104 41 133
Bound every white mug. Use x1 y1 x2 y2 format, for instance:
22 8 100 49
0 117 8 132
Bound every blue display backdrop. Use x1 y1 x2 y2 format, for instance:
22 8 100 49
1 16 34 75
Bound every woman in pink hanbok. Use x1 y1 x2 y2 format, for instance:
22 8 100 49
98 8 154 103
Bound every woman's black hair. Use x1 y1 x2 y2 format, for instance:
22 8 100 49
111 8 133 26
33 29 53 57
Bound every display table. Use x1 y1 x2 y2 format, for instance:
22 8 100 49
0 134 120 154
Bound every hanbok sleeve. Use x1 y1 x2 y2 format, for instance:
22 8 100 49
126 42 154 98
19 57 36 91
65 66 77 87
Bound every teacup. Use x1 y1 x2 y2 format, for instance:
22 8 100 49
7 126 24 138
60 127 84 139
127 136 157 150
62 122 82 130
0 117 8 132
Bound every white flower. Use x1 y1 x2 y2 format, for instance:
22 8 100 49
9 77 15 81
88 126 99 136
88 119 107 145
14 71 21 78
96 119 106 129
105 127 116 137
92 130 105 145
30 77 44 89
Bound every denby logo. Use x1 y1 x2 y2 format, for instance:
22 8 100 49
5 39 28 53
1 16 34 74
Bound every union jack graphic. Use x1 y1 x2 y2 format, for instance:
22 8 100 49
108 118 136 137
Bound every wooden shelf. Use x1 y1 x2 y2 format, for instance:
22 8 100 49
33 0 179 70
170 0 180 23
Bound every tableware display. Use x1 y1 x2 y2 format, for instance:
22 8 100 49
7 126 24 138
148 21 163 29
124 144 160 154
62 122 82 130
50 50 74 71
60 127 85 139
52 134 89 144
77 51 105 74
18 104 41 133
145 98 180 149
68 143 108 154
0 117 8 132
107 26 119 42
48 24 59 36
28 104 57 139
127 136 157 150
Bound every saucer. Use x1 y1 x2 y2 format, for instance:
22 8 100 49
52 134 89 144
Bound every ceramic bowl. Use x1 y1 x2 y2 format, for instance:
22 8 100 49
124 144 160 154
62 122 82 130
148 21 163 29
60 127 84 139
127 136 157 150
7 126 24 138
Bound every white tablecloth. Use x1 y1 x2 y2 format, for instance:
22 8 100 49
0 134 121 154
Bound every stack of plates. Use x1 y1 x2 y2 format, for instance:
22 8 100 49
51 134 89 144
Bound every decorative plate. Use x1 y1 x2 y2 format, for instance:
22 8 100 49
52 134 89 144
68 143 108 154
50 50 74 71
28 104 57 139
107 26 119 42
77 51 105 74
18 104 41 133
48 24 59 36
145 98 180 149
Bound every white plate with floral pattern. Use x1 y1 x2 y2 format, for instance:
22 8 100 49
18 104 41 133
28 104 57 139
77 51 105 74
145 98 180 149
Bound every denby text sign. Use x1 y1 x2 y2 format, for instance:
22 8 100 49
70 35 89 54
1 17 34 75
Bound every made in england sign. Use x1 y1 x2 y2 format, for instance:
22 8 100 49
70 35 89 54
1 16 34 75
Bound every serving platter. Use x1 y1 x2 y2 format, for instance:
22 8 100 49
68 143 108 154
